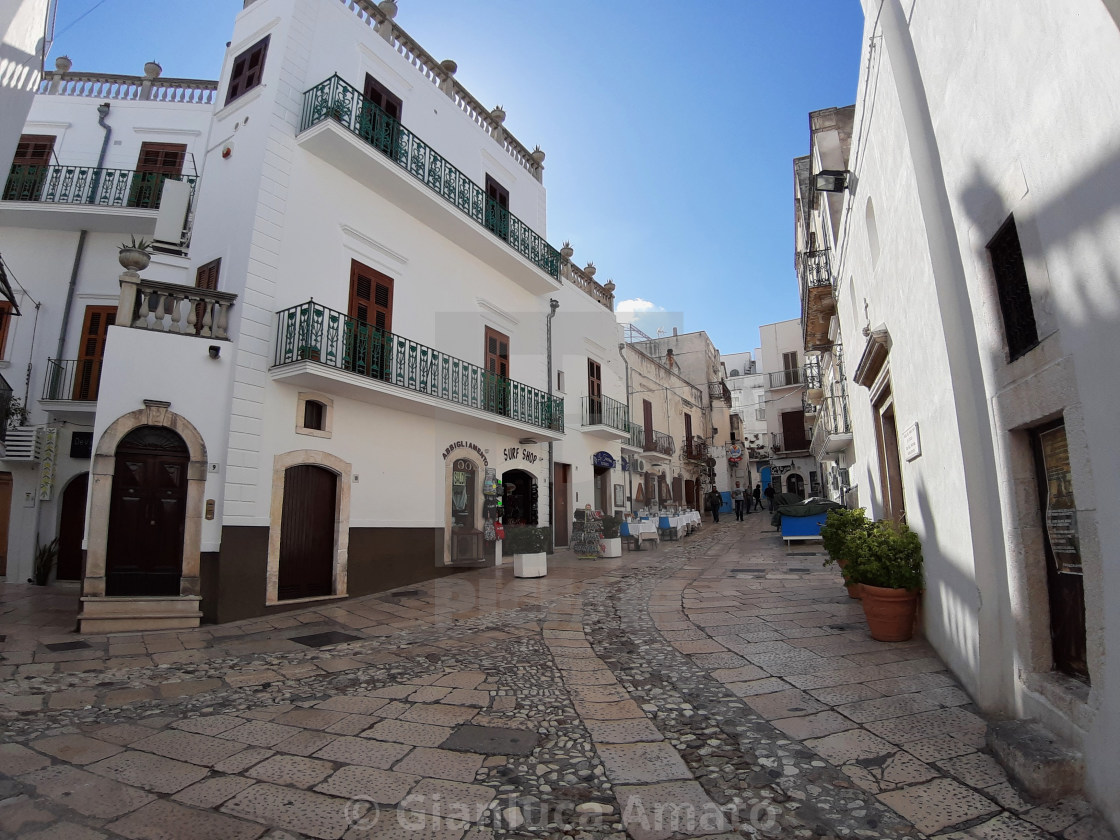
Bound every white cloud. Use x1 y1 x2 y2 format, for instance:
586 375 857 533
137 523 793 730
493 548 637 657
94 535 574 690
615 298 666 315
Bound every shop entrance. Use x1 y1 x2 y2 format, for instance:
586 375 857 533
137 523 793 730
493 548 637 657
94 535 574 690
57 473 89 581
502 469 536 526
593 466 611 513
786 473 805 498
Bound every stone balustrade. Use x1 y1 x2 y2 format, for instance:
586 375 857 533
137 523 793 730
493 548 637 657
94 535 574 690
561 258 615 311
117 274 236 339
39 72 217 104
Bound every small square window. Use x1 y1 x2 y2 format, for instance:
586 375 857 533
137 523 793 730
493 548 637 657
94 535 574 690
304 400 325 431
226 36 269 105
296 392 332 438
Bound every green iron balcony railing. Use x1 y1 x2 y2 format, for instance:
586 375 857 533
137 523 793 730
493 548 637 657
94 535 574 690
2 164 197 209
581 394 630 434
300 75 560 279
275 300 563 433
42 358 102 401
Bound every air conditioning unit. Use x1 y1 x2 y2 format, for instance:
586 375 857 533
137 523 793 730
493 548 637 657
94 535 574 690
1 426 43 462
635 458 648 472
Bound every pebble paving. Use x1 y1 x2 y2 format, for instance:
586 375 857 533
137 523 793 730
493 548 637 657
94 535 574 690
0 517 1117 840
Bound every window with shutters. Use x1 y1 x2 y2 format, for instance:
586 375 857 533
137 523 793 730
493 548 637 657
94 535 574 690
0 303 11 359
226 36 269 105
192 259 220 335
304 401 324 430
129 142 187 208
988 215 1039 361
587 359 602 422
75 306 116 400
361 74 403 157
295 392 333 438
485 327 510 416
346 261 394 379
3 134 55 200
484 175 510 241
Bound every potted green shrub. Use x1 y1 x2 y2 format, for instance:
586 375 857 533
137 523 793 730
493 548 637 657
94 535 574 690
846 520 924 641
505 525 547 578
30 537 59 586
119 235 152 272
820 507 872 599
600 514 623 558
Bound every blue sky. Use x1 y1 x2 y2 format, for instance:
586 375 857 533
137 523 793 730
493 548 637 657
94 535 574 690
51 0 865 355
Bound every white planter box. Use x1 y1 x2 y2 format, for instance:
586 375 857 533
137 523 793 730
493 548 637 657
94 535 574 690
513 552 547 578
600 537 622 558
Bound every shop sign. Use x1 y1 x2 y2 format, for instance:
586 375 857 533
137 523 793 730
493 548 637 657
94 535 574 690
442 440 487 466
38 428 59 501
727 444 743 464
591 451 616 469
502 446 539 464
620 456 629 472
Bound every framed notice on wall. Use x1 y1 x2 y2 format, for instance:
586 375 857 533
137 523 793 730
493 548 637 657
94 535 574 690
1038 425 1082 574
614 484 625 508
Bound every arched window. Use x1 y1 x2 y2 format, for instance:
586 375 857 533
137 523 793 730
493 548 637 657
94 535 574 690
296 392 333 438
866 197 881 268
304 400 325 431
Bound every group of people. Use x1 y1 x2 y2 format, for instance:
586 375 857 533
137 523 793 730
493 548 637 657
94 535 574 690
708 481 775 522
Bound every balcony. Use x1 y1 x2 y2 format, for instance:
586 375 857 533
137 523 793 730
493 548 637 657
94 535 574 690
272 301 564 439
799 248 836 350
809 393 853 460
40 358 101 412
581 395 630 440
640 428 674 464
297 75 560 294
117 276 236 339
621 424 644 451
771 429 814 456
707 380 731 406
683 436 708 462
768 369 803 389
0 165 198 235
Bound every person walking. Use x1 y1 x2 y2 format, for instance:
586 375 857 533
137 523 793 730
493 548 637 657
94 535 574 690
731 481 745 521
764 482 777 512
752 483 763 512
707 487 723 523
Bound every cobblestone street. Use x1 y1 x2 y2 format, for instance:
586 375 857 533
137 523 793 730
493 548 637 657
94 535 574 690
1 518 1114 840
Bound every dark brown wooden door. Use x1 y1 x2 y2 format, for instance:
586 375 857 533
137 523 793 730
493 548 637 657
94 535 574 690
0 472 10 576
873 389 906 524
1032 422 1088 682
643 399 654 449
588 359 602 421
3 134 55 200
278 465 336 600
485 175 510 240
685 479 695 510
130 142 187 208
684 413 693 455
57 473 88 580
485 327 510 415
362 74 403 156
74 306 115 401
347 260 394 378
554 463 570 546
672 475 683 505
194 259 220 335
106 427 189 596
781 409 808 452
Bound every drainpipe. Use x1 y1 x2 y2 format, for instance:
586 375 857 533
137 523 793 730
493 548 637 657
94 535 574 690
618 342 632 514
546 298 559 552
55 102 112 364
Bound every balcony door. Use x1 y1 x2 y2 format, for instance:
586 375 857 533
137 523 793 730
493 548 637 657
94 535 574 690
3 134 55 200
643 399 654 450
587 358 602 423
130 142 186 208
74 306 115 401
362 74 403 156
347 260 393 378
781 409 808 452
485 175 510 240
782 351 800 387
484 327 510 415
684 412 693 456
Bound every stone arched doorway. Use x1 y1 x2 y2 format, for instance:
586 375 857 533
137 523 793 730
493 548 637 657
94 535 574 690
278 464 338 600
502 468 536 526
57 473 89 581
106 426 190 596
786 472 805 499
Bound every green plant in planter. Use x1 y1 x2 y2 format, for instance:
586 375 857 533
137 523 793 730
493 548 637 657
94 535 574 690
120 235 152 252
504 525 548 554
846 520 924 591
31 537 59 586
820 507 871 585
600 514 623 539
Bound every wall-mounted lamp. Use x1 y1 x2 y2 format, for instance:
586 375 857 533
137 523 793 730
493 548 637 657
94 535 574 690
518 437 538 445
208 345 221 359
815 169 853 193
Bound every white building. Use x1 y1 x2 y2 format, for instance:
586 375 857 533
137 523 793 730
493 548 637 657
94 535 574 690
757 319 817 499
0 0 626 631
826 0 1120 829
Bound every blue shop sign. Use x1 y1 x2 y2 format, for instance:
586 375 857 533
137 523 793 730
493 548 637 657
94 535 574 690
592 451 616 469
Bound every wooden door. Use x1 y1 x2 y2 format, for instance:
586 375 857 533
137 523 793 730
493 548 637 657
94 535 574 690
643 399 654 450
684 413 693 456
193 259 220 335
672 476 683 505
781 409 808 451
554 463 570 546
278 465 336 600
485 174 510 240
485 327 510 415
0 472 11 576
347 260 394 378
57 473 88 580
1032 422 1089 681
587 359 602 423
74 306 115 401
685 478 695 510
130 142 186 208
4 134 55 200
874 390 906 524
106 427 189 596
362 74 403 156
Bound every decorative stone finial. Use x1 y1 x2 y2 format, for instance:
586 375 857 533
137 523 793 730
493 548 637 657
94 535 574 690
531 145 545 164
491 106 506 124
584 262 596 277
560 241 574 260
55 55 72 74
144 61 162 79
604 279 616 293
378 0 398 19
440 59 457 75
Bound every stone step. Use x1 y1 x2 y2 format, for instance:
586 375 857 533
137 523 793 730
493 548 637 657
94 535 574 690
987 718 1083 802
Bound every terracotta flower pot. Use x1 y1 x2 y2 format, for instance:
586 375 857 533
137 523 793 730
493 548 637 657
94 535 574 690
845 582 862 599
859 583 919 641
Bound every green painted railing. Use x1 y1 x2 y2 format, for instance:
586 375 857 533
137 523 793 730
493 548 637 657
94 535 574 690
299 74 560 279
2 164 197 209
274 301 564 433
582 394 630 434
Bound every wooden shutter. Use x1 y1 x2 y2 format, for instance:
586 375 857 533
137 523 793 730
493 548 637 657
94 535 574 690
781 409 808 452
684 413 693 449
130 142 187 208
75 306 116 400
643 399 654 449
348 260 393 332
0 303 11 360
485 327 509 378
4 134 55 201
226 36 269 105
587 358 601 419
485 175 510 240
363 74 403 121
192 259 220 335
